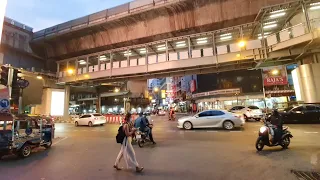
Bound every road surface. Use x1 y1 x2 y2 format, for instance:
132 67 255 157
0 115 320 180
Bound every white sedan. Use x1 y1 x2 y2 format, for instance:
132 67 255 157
74 114 106 127
177 110 245 130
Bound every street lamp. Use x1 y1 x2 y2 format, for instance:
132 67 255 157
0 0 7 43
67 69 74 75
114 88 120 93
271 69 280 75
238 40 246 48
154 87 159 92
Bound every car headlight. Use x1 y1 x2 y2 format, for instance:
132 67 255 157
259 126 267 133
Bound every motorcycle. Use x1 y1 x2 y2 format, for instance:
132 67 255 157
255 120 293 151
136 121 154 148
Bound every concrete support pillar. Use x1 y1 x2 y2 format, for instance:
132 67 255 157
125 80 148 113
63 85 70 121
292 60 320 103
56 62 60 77
96 87 101 113
96 94 101 113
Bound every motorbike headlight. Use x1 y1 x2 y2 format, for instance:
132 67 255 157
259 126 267 133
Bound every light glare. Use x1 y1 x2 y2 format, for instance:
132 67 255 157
270 12 286 18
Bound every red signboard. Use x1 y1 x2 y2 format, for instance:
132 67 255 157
190 80 196 93
263 66 288 86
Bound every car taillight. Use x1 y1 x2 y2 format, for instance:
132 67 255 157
94 117 98 120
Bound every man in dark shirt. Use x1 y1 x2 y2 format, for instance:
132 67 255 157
269 109 283 144
141 113 156 144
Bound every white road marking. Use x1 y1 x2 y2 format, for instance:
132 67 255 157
229 131 242 133
253 131 258 133
53 137 68 145
206 131 218 133
185 131 196 133
304 132 319 134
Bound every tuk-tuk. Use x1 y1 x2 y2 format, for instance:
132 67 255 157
0 113 53 159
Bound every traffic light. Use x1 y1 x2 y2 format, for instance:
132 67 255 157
12 69 22 88
0 65 9 86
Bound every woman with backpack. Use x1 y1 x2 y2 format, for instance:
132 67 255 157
114 113 144 173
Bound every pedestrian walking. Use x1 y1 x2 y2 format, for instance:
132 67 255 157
114 113 144 173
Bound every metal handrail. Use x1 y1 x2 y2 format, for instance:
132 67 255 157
33 0 181 38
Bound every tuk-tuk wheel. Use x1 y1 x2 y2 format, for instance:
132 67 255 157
44 140 52 149
19 144 32 158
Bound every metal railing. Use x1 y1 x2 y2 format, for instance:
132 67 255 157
33 0 180 39
57 16 320 80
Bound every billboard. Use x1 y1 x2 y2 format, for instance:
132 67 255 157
161 90 166 99
262 66 288 86
51 90 65 116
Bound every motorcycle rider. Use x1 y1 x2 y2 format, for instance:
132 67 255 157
268 109 283 144
135 112 156 144
142 113 156 144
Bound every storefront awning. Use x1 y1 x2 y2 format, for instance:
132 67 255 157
100 91 129 98
265 90 295 94
192 88 241 98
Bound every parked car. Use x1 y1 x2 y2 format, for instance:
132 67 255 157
158 110 166 116
281 105 320 123
177 110 245 130
74 113 107 127
230 105 264 121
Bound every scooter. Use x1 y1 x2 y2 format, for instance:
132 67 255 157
136 130 152 148
255 120 293 151
136 122 154 148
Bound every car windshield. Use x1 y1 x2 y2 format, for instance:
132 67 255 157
248 106 259 110
284 106 294 112
93 114 102 116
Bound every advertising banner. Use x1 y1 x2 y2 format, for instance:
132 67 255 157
262 66 288 86
190 80 196 93
161 90 166 99
192 88 241 98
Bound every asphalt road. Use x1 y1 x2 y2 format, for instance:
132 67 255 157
0 115 320 180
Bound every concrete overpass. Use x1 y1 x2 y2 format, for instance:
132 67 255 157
31 0 297 60
29 0 320 117
32 0 320 84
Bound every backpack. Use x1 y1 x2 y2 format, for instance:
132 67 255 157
116 125 126 144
